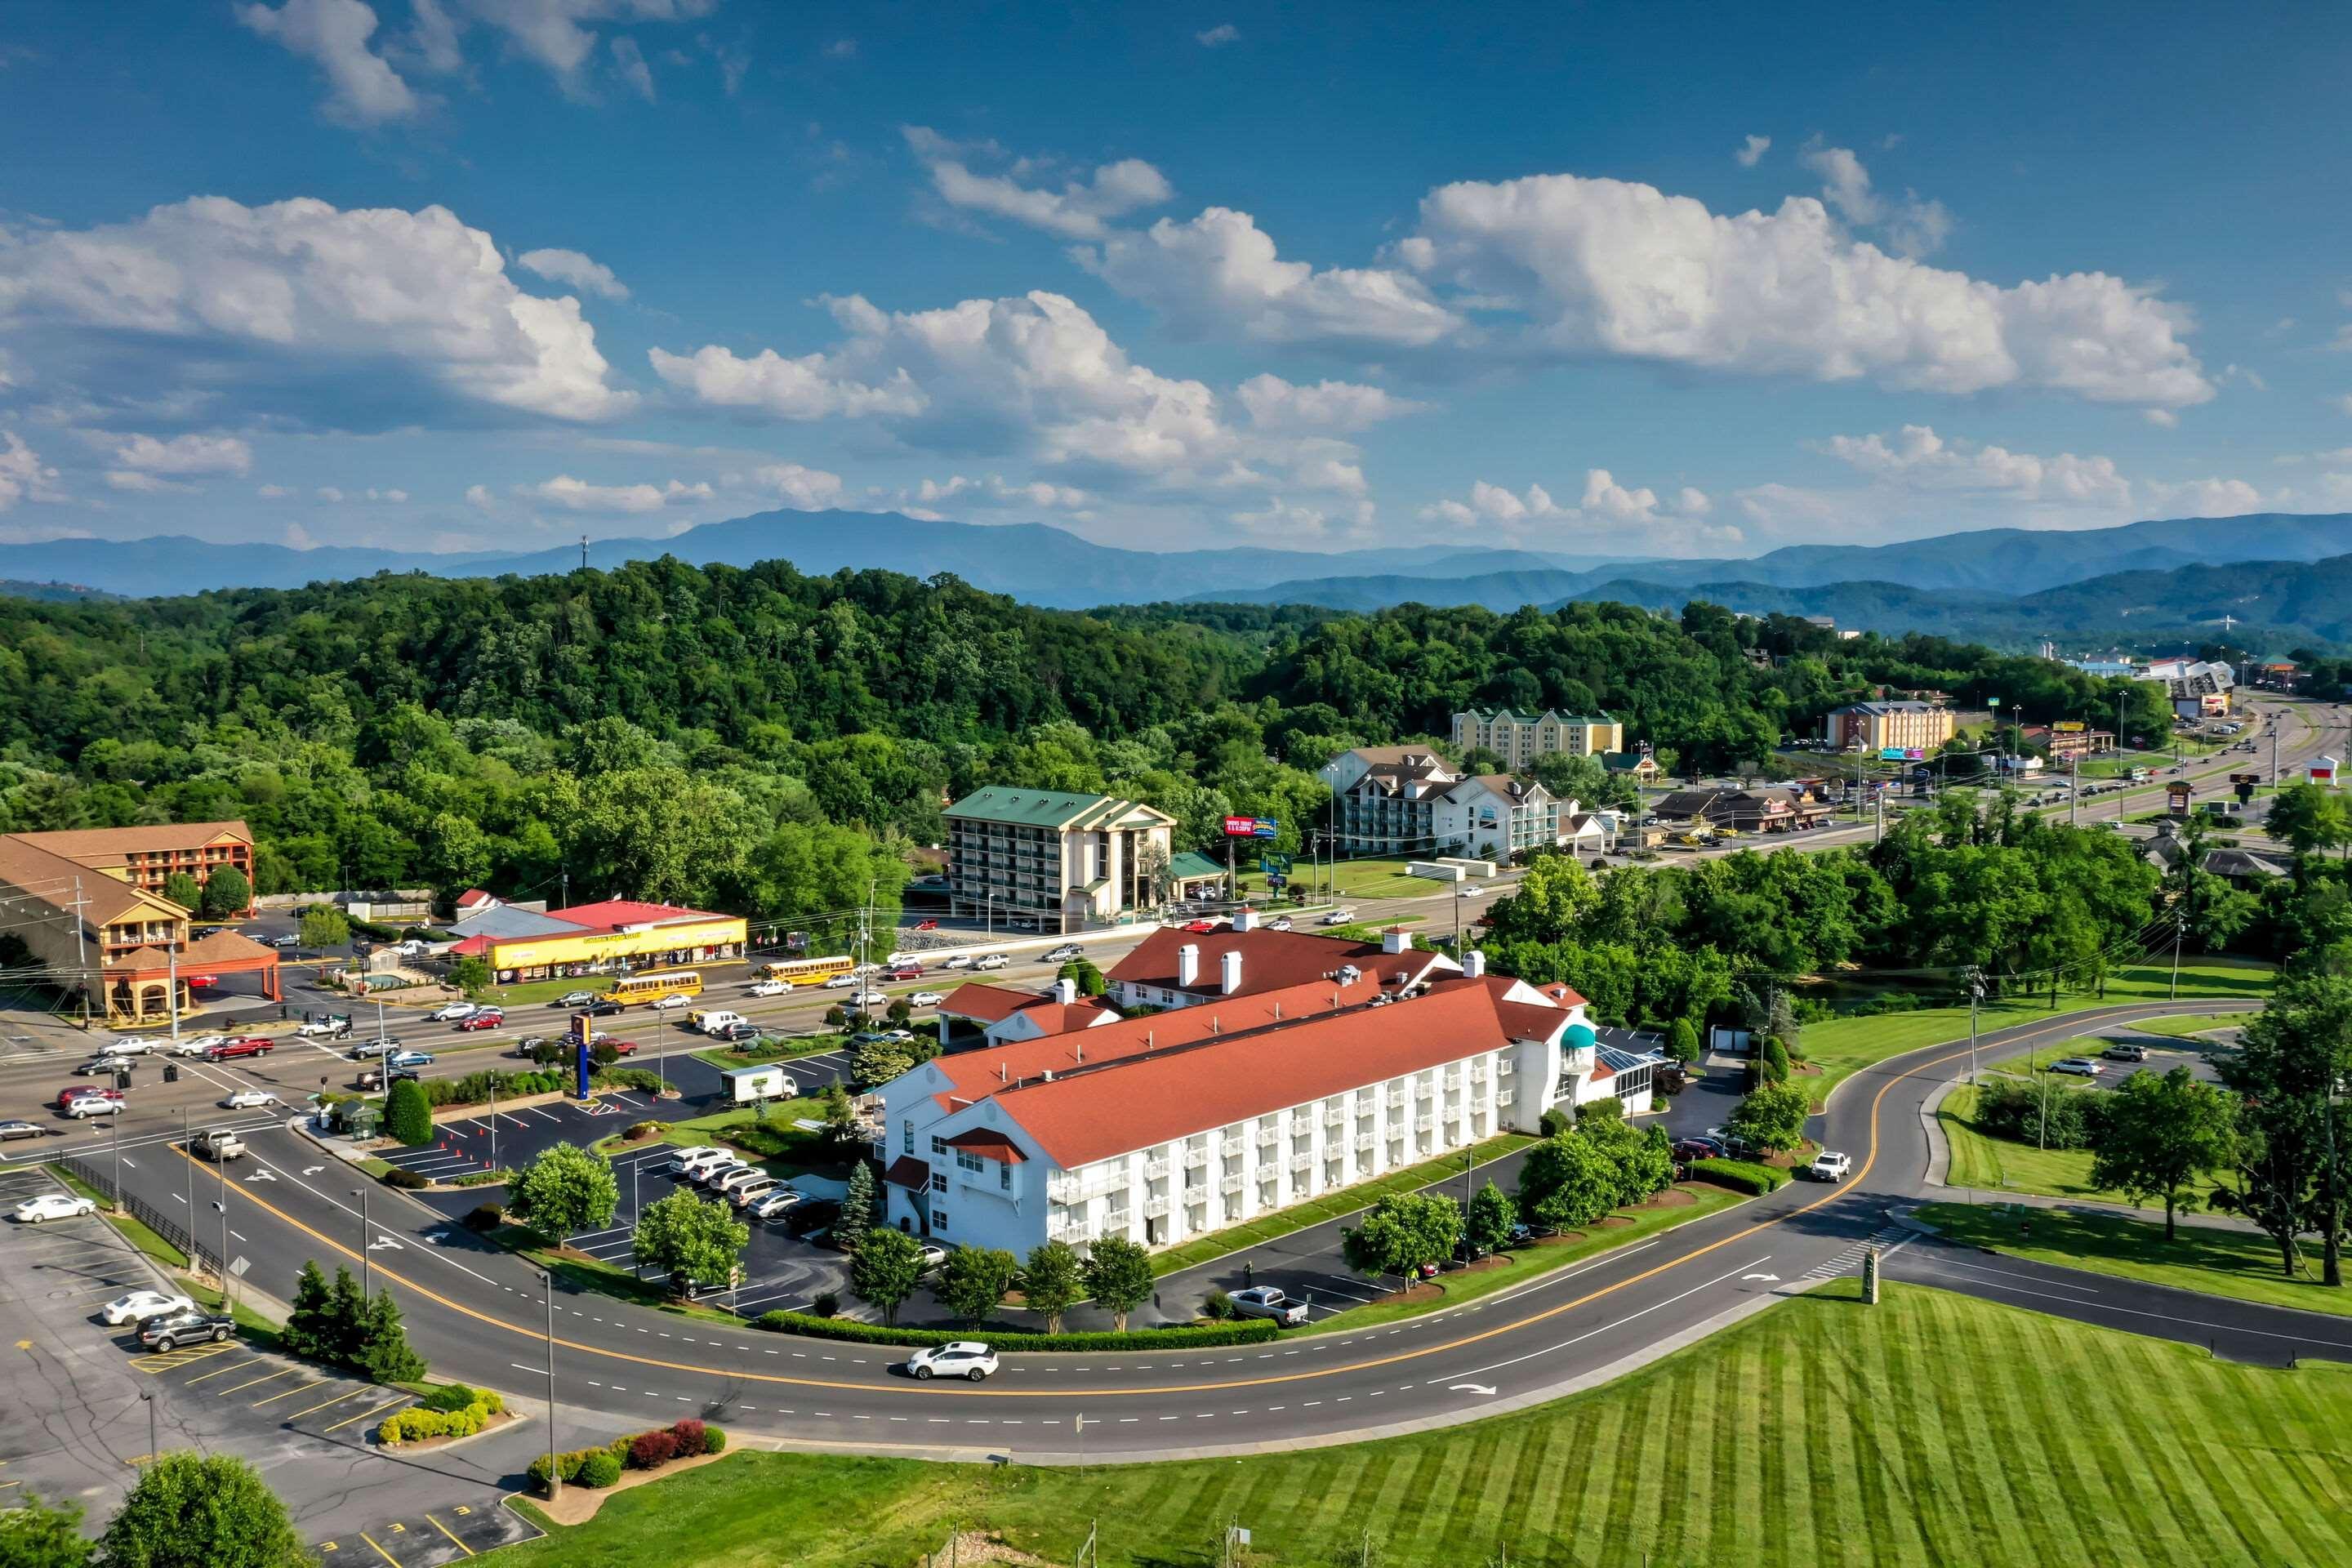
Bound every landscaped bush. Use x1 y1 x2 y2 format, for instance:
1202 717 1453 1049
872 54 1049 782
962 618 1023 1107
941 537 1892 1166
528 1446 616 1490
376 1389 504 1446
668 1418 706 1454
627 1430 678 1468
596 1067 666 1095
1688 1158 1788 1195
702 1424 727 1454
420 1382 478 1413
381 1166 428 1190
462 1203 504 1232
1971 1076 2106 1151
622 1119 662 1141
809 1291 840 1318
577 1450 622 1489
751 1312 1281 1352
1202 1289 1235 1321
422 1069 561 1109
452 1169 511 1187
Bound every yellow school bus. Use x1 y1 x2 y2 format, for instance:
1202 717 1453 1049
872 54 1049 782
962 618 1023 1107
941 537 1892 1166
760 954 854 986
608 970 703 1006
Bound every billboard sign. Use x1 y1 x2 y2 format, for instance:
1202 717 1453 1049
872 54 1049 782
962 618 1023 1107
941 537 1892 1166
1222 815 1256 837
2054 721 2086 733
1251 817 1280 838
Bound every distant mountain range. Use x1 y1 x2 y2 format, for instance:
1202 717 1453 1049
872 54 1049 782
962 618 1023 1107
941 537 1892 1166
4 508 2350 649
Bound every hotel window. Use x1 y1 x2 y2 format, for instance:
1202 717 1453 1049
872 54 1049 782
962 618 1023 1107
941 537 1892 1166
931 1172 947 1192
902 1120 915 1153
1000 1162 1013 1192
932 1136 948 1156
956 1150 983 1175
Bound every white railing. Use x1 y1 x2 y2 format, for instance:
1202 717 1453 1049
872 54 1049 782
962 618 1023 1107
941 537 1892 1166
1048 1176 1080 1205
1470 1062 1490 1082
1102 1209 1129 1231
1255 1126 1279 1147
1384 1088 1405 1107
1498 1089 1516 1107
1288 1152 1312 1172
1414 1115 1436 1134
1498 1058 1515 1076
1144 1158 1171 1181
1321 1107 1343 1126
1353 1134 1374 1152
1562 1047 1596 1076
1219 1172 1244 1194
1143 1196 1171 1219
1183 1147 1209 1169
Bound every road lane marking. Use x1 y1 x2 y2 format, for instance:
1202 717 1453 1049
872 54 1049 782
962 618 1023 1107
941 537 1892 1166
180 1354 267 1384
253 1379 332 1406
358 1530 401 1566
323 1396 411 1434
216 1366 305 1396
284 1386 376 1419
424 1515 475 1557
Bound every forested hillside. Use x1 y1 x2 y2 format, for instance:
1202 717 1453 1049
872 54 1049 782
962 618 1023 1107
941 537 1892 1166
0 559 2177 924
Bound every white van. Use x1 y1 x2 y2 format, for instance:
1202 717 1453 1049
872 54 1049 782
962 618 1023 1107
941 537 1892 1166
670 1147 733 1180
689 1009 749 1036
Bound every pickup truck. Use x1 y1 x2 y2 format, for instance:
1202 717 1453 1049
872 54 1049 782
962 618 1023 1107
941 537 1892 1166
296 1016 351 1038
1228 1285 1310 1326
191 1128 247 1161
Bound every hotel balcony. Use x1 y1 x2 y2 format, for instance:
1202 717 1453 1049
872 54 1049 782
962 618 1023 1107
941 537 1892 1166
1287 1152 1312 1172
1144 1158 1170 1181
1321 1106 1343 1126
1218 1172 1245 1194
1143 1196 1171 1220
1182 1147 1209 1169
1414 1115 1436 1134
1352 1134 1374 1153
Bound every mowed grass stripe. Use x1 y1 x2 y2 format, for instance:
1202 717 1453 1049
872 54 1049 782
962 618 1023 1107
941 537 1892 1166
480 1281 2352 1568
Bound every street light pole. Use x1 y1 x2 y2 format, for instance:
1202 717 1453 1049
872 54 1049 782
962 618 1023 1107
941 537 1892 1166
110 1101 124 1215
140 1390 158 1468
182 1109 195 1260
541 1272 562 1500
352 1187 370 1295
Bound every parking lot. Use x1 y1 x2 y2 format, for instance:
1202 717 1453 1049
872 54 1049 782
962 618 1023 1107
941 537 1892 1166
0 1162 543 1566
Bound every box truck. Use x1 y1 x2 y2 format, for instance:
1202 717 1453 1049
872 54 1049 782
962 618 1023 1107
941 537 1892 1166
719 1064 797 1105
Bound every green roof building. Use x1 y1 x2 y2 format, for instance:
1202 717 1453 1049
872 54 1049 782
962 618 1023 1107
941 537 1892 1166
944 787 1178 933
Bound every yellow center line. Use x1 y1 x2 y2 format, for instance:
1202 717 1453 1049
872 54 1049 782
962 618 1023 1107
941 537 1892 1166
322 1396 410 1435
215 1366 305 1396
253 1379 332 1407
358 1530 401 1567
179 1354 265 1385
423 1515 475 1557
160 999 2243 1400
283 1386 376 1419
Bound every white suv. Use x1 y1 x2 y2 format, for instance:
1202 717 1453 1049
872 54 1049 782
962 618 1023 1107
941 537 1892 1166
1807 1151 1852 1183
430 1002 479 1022
906 1342 999 1382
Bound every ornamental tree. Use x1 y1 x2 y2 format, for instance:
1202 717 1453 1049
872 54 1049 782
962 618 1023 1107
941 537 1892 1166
848 1227 924 1325
1466 1179 1517 1254
1727 1081 1813 1154
938 1245 1018 1327
632 1192 749 1292
96 1452 303 1568
2090 1066 2237 1243
1020 1240 1084 1334
1341 1192 1463 1281
1080 1236 1155 1332
384 1079 433 1147
510 1143 620 1238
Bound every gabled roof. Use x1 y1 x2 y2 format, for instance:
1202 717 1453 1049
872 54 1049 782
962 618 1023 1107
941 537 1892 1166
1166 850 1226 881
883 1156 931 1190
937 982 1116 1033
943 1129 1027 1164
15 822 252 864
1108 926 1453 1000
946 786 1174 832
542 899 733 931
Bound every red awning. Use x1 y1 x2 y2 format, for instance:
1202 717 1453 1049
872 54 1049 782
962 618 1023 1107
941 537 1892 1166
942 1129 1028 1165
883 1156 932 1190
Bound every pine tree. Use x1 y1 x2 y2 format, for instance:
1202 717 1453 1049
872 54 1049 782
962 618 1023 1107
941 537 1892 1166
327 1264 367 1366
354 1289 426 1383
837 1161 876 1254
282 1260 332 1360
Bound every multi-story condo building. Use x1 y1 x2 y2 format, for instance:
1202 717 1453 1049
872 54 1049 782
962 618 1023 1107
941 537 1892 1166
1822 700 1956 753
944 787 1178 933
1453 710 1624 765
1432 773 1561 859
1316 748 1571 860
879 934 1659 1255
0 822 280 1025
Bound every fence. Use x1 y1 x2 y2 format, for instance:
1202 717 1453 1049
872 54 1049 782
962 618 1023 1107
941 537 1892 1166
56 1151 226 1285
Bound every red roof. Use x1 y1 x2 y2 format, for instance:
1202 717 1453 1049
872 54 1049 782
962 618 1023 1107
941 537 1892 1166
448 934 493 956
990 982 1544 1169
883 1156 932 1190
1109 926 1449 1000
455 889 494 911
938 982 1049 1023
541 899 731 933
924 973 1388 1114
942 1129 1027 1165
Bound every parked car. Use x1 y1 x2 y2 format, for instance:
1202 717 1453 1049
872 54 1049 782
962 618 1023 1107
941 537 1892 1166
694 1160 751 1190
907 991 946 1008
0 1119 47 1142
1806 1151 1853 1182
748 1188 805 1222
665 1147 728 1178
939 953 975 970
1671 1138 1725 1163
267 933 301 949
552 991 599 1008
915 1242 949 1272
217 1089 281 1111
651 992 693 1010
429 1002 479 1022
386 1049 435 1070
728 1176 781 1209
15 1192 97 1223
1044 944 1085 963
905 1341 998 1382
452 1010 504 1031
1181 919 1220 933
746 978 792 997
1702 1125 1756 1159
138 1311 236 1351
781 1199 841 1237
102 1290 196 1326
973 954 1010 972
2103 1042 2149 1062
2047 1057 2103 1077
1227 1285 1309 1325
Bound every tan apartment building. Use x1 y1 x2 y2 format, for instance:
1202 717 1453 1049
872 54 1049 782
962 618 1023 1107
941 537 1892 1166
1822 701 1956 753
945 787 1178 933
1452 710 1625 766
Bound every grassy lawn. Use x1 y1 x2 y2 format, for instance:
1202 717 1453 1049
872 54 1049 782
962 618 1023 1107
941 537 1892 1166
479 1279 2352 1568
1918 1201 2352 1321
477 976 615 1009
1149 1133 1533 1277
1236 855 1467 902
688 1033 849 1071
1303 1183 1746 1334
593 1099 853 1178
2132 1011 2261 1038
1936 1085 2135 1206
1980 1037 2118 1078
485 1223 751 1329
1798 958 2273 1103
47 1165 282 1343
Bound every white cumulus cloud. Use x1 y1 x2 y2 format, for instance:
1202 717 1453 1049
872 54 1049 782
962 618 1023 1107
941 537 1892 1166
1735 135 1771 168
0 433 65 511
519 247 630 300
740 462 844 510
902 127 1173 240
1236 374 1423 433
1196 23 1240 47
1419 470 1724 549
522 474 715 512
102 431 255 476
1401 172 2211 408
237 0 420 126
1797 139 1953 257
0 196 635 423
1813 423 2133 506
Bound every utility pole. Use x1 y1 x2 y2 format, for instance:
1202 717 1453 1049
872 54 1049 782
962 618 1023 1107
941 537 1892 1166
541 1271 562 1501
182 1110 195 1260
354 1186 372 1294
2170 912 2185 1000
1966 967 1983 1084
110 1101 124 1215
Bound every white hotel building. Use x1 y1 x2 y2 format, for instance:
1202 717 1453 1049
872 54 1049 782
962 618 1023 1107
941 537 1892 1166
876 928 1652 1258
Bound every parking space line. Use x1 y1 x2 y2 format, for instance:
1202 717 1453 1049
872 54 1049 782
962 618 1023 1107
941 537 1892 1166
424 1515 475 1557
253 1379 332 1407
358 1530 402 1566
322 1396 409 1434
283 1385 374 1419
216 1365 305 1396
175 1352 263 1383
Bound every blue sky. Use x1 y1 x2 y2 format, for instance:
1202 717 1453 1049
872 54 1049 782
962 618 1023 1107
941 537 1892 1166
4 1 2351 561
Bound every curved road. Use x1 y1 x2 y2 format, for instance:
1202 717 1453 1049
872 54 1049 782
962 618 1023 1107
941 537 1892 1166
87 990 2328 1464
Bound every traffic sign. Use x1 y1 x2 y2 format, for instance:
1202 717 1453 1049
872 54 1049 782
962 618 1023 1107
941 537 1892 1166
1258 853 1293 875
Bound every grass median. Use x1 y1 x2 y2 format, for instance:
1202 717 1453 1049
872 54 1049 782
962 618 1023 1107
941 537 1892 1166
1147 1132 1534 1277
1798 957 2273 1103
1935 1084 2142 1208
479 1278 2352 1568
1916 1200 2352 1320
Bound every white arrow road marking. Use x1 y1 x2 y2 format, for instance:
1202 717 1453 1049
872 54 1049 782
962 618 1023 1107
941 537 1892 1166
368 1235 404 1252
301 1166 325 1176
1448 1383 1499 1396
1742 1272 1780 1281
243 1170 276 1183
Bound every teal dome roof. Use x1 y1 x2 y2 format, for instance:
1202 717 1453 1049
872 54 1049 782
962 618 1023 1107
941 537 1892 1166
1563 1022 1598 1051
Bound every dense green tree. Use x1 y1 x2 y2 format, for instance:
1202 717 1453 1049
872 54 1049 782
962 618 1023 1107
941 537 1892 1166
96 1452 305 1568
448 956 492 995
159 871 203 914
1080 1236 1155 1331
938 1246 1019 1326
631 1192 749 1292
2221 971 2352 1283
1517 1129 1619 1229
2089 1067 2238 1242
197 866 249 920
384 1080 433 1147
280 1260 332 1361
1466 1179 1517 1254
353 1289 425 1383
297 905 349 950
1728 1082 1814 1154
510 1143 619 1237
1341 1192 1463 1281
0 1490 92 1568
1019 1240 1085 1334
835 1161 877 1254
849 1228 924 1325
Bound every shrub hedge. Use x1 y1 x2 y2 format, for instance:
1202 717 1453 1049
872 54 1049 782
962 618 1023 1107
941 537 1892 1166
381 1166 427 1190
378 1389 503 1446
530 1419 720 1492
1688 1158 1788 1195
577 1450 622 1489
751 1311 1281 1352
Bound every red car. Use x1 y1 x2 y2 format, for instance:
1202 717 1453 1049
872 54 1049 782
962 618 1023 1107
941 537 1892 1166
183 973 218 988
1183 919 1221 933
884 963 923 980
604 1039 638 1056
452 1011 505 1032
911 919 939 932
56 1085 125 1109
204 1037 273 1062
